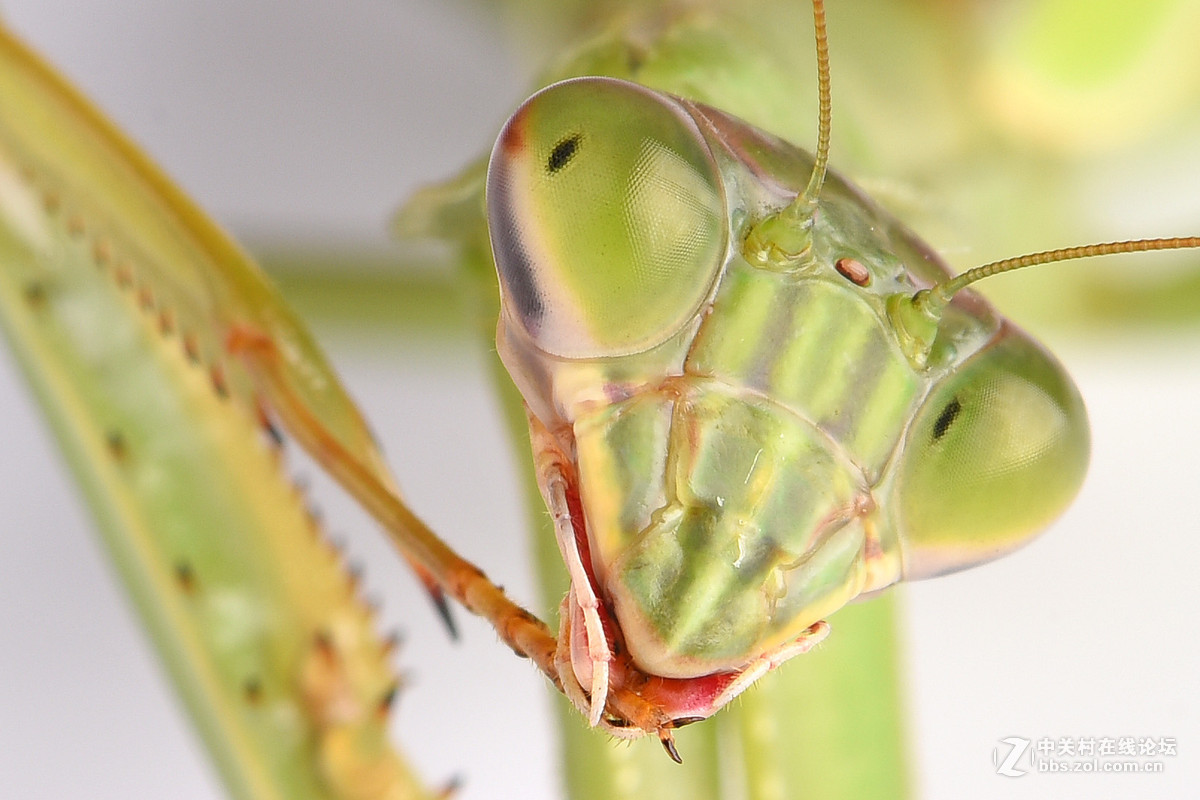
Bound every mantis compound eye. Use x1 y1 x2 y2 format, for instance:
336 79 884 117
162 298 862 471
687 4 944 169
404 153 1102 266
892 323 1090 579
486 77 727 359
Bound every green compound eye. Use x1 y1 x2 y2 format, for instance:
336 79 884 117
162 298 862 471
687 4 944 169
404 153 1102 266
487 77 727 359
894 324 1090 579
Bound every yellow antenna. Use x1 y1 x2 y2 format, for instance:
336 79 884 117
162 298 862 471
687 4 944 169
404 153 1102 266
922 237 1200 312
743 0 832 265
801 0 831 208
891 236 1200 366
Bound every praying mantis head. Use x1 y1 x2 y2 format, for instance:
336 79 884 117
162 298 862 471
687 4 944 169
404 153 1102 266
482 0 1196 752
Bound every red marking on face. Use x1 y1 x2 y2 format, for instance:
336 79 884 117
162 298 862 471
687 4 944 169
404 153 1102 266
608 658 735 723
835 257 870 286
564 461 612 617
501 110 527 157
646 671 737 719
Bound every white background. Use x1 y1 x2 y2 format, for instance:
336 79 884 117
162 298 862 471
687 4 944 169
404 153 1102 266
0 2 1197 798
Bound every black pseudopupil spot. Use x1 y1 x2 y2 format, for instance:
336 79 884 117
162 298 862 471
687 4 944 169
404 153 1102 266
932 397 962 441
547 134 581 173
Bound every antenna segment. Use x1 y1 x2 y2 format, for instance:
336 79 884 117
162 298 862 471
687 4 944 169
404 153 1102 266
891 236 1200 367
743 0 832 265
801 0 831 208
921 237 1200 313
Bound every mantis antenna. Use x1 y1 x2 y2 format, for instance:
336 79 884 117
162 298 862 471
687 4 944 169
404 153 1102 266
891 237 1200 366
800 0 831 207
924 237 1200 310
743 0 831 265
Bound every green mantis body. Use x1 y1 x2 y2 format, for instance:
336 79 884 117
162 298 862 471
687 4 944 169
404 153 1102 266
2 1 1199 798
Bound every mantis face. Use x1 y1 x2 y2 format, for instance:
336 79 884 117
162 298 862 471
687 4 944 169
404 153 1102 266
486 75 1090 732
